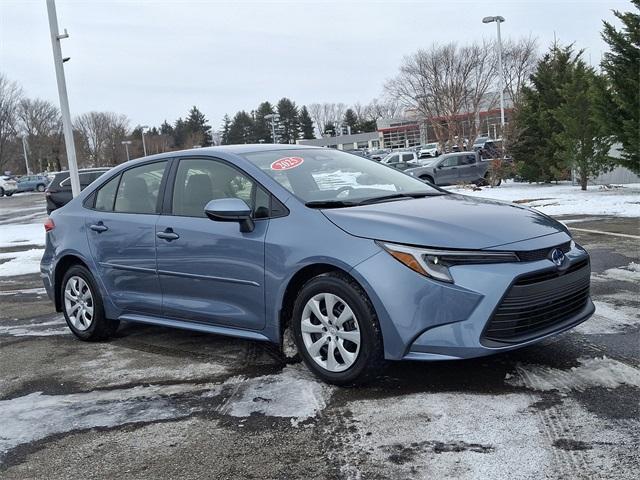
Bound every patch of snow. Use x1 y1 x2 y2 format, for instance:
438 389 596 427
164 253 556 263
507 357 640 392
0 223 45 248
446 181 640 217
0 248 43 277
0 383 219 459
0 287 47 296
575 300 639 334
224 365 333 423
593 262 640 283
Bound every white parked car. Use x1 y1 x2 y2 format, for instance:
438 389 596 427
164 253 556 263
418 143 440 158
0 175 17 197
380 151 419 164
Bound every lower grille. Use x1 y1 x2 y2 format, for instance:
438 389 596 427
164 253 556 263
482 260 591 344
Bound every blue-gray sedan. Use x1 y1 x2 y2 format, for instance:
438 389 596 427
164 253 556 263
40 145 594 385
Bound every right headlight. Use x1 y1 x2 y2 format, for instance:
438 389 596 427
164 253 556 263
377 241 519 283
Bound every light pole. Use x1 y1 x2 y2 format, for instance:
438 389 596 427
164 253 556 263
140 125 149 156
21 136 31 174
264 114 280 144
482 15 506 131
121 140 132 161
46 0 80 198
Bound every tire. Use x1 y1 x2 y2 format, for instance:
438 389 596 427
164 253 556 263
5 191 13 196
61 265 119 341
0 187 4 197
37 184 45 192
420 175 434 185
292 272 384 386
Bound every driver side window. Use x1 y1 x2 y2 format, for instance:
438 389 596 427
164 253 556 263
441 156 459 168
172 158 266 218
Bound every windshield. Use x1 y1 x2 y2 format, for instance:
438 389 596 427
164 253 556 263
423 143 437 149
241 148 441 205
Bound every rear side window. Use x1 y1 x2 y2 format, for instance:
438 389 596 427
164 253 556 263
94 175 120 211
114 162 167 214
401 153 414 162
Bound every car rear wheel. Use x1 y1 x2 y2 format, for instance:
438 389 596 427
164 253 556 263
292 272 384 386
0 187 4 197
420 175 434 184
61 265 119 341
37 184 45 192
5 191 13 196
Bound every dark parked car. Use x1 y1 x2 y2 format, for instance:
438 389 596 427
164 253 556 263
405 152 497 186
16 174 50 193
45 168 110 214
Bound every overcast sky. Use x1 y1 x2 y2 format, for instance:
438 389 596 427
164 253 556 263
0 0 631 130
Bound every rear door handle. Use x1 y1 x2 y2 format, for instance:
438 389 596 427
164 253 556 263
156 229 180 241
89 222 108 233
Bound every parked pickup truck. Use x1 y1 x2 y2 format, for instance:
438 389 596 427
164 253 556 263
404 151 500 186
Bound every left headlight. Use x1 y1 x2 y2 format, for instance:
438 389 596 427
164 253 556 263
377 241 519 283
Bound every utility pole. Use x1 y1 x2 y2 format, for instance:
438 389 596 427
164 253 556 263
141 125 149 156
121 140 132 161
21 137 31 175
47 0 80 197
265 114 280 144
482 15 506 130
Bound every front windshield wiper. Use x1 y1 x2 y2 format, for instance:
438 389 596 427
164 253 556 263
355 191 443 206
305 200 358 209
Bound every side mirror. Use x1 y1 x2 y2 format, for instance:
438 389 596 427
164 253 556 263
204 198 255 233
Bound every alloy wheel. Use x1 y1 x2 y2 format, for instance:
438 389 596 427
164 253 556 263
64 276 94 331
300 293 361 372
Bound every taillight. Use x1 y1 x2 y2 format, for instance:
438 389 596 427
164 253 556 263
44 218 55 232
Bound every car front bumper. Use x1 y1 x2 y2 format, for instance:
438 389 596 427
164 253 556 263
352 240 593 361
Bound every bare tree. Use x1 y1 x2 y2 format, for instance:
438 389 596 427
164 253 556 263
18 98 62 172
0 73 23 171
74 111 130 166
502 36 538 110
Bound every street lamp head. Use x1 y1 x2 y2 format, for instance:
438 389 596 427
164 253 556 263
482 15 505 23
121 140 132 145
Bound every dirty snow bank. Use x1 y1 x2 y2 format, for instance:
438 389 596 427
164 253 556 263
575 300 639 335
446 181 640 217
507 357 640 392
0 248 44 277
593 262 640 283
0 223 45 248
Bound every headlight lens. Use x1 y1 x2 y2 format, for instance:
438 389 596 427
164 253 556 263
377 241 519 283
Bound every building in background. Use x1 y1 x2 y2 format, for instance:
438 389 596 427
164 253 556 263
296 131 379 151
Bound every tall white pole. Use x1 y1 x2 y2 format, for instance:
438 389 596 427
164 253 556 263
496 19 505 129
141 130 147 156
46 0 80 197
21 137 31 174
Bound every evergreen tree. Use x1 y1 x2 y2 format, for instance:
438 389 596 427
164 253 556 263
298 106 315 139
598 0 639 172
276 97 300 144
324 121 336 136
254 101 275 143
220 114 231 145
227 111 255 144
511 45 577 182
357 119 377 132
185 106 212 147
173 117 188 149
343 108 358 133
554 60 615 190
160 120 174 136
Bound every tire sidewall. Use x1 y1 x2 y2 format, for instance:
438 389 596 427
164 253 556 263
61 265 106 340
37 184 45 192
292 274 380 384
0 187 4 197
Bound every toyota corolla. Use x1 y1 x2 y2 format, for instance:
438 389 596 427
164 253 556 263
41 145 594 385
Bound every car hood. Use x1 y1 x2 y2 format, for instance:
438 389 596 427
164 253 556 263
322 194 569 249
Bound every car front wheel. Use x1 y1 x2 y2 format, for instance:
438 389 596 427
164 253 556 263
292 272 384 385
61 265 119 341
37 184 45 192
0 187 4 197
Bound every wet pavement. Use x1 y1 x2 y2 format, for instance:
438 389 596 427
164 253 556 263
0 193 638 479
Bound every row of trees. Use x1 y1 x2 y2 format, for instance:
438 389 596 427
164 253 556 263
511 2 638 188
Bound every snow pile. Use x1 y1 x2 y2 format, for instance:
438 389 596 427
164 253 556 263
224 365 334 424
575 300 639 335
0 223 45 248
0 248 44 277
0 319 68 337
507 357 640 392
593 262 640 283
446 181 640 217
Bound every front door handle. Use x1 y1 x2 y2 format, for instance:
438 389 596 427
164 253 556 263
89 222 108 233
156 229 180 241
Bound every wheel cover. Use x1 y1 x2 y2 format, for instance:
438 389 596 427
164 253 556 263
301 293 361 373
64 276 94 331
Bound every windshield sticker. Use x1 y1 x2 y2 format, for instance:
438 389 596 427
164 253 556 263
271 157 304 171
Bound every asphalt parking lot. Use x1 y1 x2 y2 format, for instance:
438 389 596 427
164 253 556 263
0 193 638 479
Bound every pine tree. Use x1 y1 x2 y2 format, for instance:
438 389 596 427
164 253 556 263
185 106 212 147
276 98 300 144
554 60 615 190
220 115 231 145
254 101 275 143
298 106 315 139
598 0 639 172
227 111 255 144
173 117 188 149
343 108 358 133
511 45 577 182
